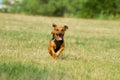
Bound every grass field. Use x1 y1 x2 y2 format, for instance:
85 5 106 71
0 13 120 80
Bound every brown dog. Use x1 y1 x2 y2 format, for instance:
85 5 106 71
48 24 68 59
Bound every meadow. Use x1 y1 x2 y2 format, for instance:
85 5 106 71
0 13 120 80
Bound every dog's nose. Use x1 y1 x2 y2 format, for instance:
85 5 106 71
58 33 62 36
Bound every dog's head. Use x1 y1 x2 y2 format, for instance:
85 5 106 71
51 24 68 41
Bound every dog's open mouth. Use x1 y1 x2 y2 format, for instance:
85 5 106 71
57 34 63 40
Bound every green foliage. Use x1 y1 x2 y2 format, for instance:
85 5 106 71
1 0 120 19
80 0 119 18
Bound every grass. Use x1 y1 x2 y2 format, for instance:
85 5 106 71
0 13 120 80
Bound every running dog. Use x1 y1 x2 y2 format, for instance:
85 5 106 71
48 24 68 59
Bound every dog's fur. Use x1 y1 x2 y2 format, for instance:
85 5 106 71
48 24 68 59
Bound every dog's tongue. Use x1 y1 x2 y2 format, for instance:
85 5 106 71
58 35 62 40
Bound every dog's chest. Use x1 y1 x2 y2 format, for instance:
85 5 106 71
54 40 63 52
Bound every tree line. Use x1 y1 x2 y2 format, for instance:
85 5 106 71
1 0 120 19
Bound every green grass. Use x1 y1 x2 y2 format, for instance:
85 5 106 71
0 13 120 80
0 61 67 80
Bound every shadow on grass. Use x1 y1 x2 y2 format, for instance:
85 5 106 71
60 54 81 61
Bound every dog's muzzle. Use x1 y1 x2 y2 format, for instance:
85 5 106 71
57 33 63 40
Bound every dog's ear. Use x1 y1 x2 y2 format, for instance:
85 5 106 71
64 25 68 30
51 24 57 34
52 24 57 27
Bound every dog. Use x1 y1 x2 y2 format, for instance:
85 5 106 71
48 24 68 59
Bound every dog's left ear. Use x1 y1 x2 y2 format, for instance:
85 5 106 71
52 24 57 27
64 25 68 30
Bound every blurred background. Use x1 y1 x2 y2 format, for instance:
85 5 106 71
0 0 120 19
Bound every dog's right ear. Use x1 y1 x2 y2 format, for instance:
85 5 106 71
51 24 56 34
52 24 57 27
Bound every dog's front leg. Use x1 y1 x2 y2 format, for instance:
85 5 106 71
50 48 57 58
